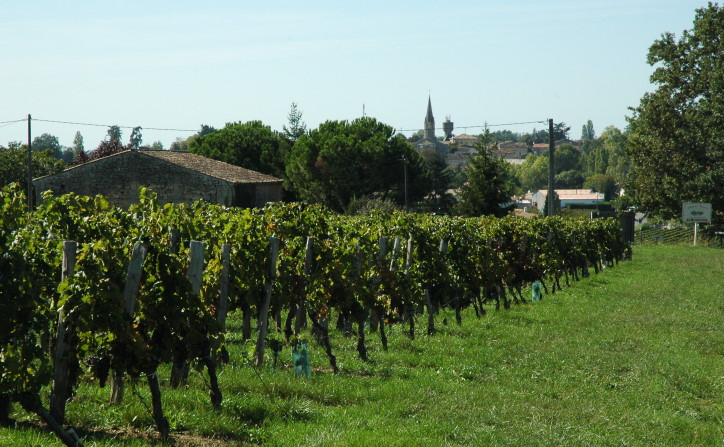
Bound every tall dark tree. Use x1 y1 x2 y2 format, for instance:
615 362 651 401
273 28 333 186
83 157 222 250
581 120 595 141
627 3 723 224
283 102 307 142
455 129 515 217
129 126 143 149
285 117 430 212
418 148 456 214
198 124 217 137
107 125 122 144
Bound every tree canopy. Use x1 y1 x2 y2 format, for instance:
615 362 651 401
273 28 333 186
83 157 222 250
0 146 65 188
188 120 290 179
285 117 430 212
627 3 723 224
31 133 63 159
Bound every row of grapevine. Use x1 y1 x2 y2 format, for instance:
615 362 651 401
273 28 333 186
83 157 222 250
0 184 630 445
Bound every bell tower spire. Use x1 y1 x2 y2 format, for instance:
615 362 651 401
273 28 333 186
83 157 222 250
424 95 436 140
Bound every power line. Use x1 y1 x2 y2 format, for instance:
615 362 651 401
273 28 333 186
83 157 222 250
396 120 547 133
0 118 27 125
0 121 25 129
33 118 198 133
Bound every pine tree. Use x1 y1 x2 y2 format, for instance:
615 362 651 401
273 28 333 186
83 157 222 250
455 128 515 217
283 102 307 142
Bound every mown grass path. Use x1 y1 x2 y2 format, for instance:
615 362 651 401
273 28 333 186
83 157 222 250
2 245 722 446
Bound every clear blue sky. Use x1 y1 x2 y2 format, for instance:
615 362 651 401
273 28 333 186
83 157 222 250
0 0 710 150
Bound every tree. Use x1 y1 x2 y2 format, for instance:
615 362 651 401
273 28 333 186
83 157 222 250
555 170 585 189
418 148 456 214
188 120 290 179
198 124 217 137
149 141 164 150
627 3 723 224
107 125 122 144
584 174 618 201
283 102 307 142
285 117 430 212
455 129 515 217
0 146 65 187
129 126 143 149
72 131 84 154
407 129 425 143
31 133 63 159
552 144 582 174
518 153 549 193
541 191 561 216
581 120 595 141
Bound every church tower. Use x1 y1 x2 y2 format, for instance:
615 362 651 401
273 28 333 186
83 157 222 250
424 95 435 140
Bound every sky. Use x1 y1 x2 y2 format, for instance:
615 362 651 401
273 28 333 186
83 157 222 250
0 0 711 150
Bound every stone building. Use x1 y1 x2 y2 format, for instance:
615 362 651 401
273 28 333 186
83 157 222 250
33 149 283 209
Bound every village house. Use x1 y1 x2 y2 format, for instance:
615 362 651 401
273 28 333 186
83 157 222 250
529 189 605 212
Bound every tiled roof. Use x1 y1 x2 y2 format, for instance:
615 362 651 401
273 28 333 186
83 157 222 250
535 189 604 201
140 150 282 184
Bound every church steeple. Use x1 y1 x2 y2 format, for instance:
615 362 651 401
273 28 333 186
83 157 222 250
424 95 436 140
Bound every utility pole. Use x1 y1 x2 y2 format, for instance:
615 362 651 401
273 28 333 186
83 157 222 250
403 155 408 211
547 118 555 216
27 114 32 212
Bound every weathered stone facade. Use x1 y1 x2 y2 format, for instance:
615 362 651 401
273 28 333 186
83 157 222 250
33 149 283 209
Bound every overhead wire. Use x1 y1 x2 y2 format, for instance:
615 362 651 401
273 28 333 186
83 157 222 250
3 116 548 137
33 118 197 133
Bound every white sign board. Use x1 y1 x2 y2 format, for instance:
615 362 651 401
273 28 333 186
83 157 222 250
682 202 712 223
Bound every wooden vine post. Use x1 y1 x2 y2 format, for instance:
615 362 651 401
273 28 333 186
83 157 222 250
50 240 77 426
171 240 204 387
404 236 415 339
213 243 231 359
294 237 314 336
301 236 339 373
376 237 389 350
110 241 149 405
255 237 280 367
353 244 369 361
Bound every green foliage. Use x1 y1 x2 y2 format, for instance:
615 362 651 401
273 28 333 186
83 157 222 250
553 144 582 174
0 185 52 401
518 153 548 193
627 3 724 224
542 191 561 216
417 149 456 214
283 102 307 142
584 173 618 201
455 129 515 217
31 133 63 160
555 169 585 189
581 120 595 141
0 148 65 188
188 120 289 179
285 117 431 212
128 126 143 150
346 196 401 216
106 126 122 144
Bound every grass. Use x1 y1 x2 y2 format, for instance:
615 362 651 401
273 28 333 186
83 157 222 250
2 245 722 446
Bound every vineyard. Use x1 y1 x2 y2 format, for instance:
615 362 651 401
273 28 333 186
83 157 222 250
0 184 631 446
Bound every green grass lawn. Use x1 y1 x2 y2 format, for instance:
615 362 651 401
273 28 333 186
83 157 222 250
2 245 722 446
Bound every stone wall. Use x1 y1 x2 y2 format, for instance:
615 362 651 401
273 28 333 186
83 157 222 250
34 151 235 208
